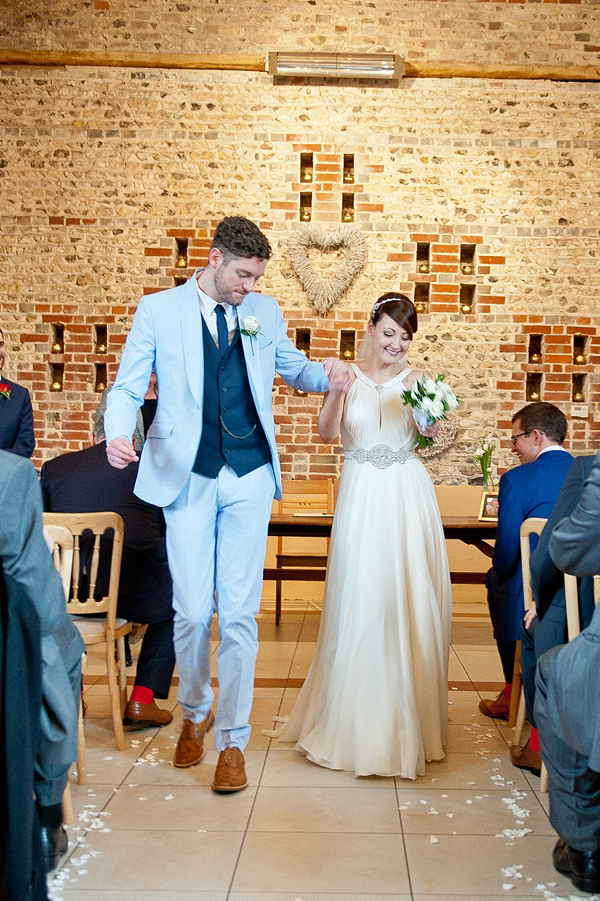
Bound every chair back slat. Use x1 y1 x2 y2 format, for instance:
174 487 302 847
43 512 125 635
519 517 548 611
72 535 80 604
87 533 102 602
43 523 74 599
564 573 582 642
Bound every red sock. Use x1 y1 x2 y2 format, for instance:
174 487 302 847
529 728 540 752
130 685 154 705
502 683 512 701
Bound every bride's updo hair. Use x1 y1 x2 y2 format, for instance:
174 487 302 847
370 293 418 338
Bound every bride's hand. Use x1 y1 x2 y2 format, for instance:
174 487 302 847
417 421 439 439
324 360 352 395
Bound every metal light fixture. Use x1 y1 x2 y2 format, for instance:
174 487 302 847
267 52 403 80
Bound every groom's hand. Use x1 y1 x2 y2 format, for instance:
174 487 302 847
106 436 139 469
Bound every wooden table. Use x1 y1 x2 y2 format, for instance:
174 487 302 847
265 513 496 584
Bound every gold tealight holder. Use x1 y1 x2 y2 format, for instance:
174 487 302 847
529 391 540 401
51 342 63 354
460 303 473 314
461 263 473 275
415 302 427 314
575 353 586 365
573 391 585 402
176 254 187 268
343 349 354 360
95 342 107 354
50 379 62 392
418 262 429 273
530 353 541 363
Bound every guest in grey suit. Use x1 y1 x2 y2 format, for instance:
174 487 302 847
534 450 600 894
535 602 600 894
510 454 596 777
0 450 84 874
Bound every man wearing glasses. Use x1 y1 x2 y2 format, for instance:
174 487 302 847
478 402 573 721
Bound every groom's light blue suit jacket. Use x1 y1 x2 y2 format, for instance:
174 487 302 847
105 273 329 506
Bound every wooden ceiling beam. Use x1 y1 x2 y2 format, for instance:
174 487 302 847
0 49 599 82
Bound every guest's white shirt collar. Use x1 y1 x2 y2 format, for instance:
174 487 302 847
537 445 569 458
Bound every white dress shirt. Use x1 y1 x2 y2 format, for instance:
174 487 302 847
195 279 237 348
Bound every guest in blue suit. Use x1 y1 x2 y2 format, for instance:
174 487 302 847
479 402 573 719
0 327 35 458
105 216 349 792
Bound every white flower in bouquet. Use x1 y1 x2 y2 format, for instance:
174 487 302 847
401 374 461 448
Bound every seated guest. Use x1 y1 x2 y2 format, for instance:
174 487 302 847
479 402 572 719
1 543 46 899
535 601 600 895
41 407 176 730
0 450 83 878
95 369 158 457
0 326 35 457
510 454 596 776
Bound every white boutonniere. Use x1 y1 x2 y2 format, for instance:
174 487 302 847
240 316 262 355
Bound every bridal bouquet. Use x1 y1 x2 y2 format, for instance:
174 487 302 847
401 374 460 448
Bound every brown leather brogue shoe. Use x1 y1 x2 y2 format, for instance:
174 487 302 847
510 739 541 777
478 691 510 719
212 747 248 793
173 710 215 768
123 699 173 730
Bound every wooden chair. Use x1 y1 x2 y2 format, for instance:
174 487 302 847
43 511 130 752
271 479 336 625
510 517 547 731
43 523 87 819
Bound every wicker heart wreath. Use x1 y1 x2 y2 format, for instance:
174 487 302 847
288 224 367 314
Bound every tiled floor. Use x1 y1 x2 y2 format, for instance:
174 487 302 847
47 609 598 901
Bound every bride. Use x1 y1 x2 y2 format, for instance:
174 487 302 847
269 293 452 779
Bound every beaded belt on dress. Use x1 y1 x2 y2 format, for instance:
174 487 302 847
345 445 414 469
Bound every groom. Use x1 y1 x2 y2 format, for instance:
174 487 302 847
105 216 347 791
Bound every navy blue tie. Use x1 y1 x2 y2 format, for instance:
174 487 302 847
215 304 228 356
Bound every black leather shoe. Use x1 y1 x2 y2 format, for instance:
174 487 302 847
40 824 68 873
553 837 600 893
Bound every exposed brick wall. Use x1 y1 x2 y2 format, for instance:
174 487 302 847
0 3 599 486
0 1 598 65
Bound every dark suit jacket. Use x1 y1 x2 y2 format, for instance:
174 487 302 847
549 449 600 582
530 454 596 622
489 448 573 640
0 378 35 458
40 442 173 624
0 574 47 901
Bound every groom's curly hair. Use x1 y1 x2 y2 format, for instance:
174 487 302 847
211 216 272 262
